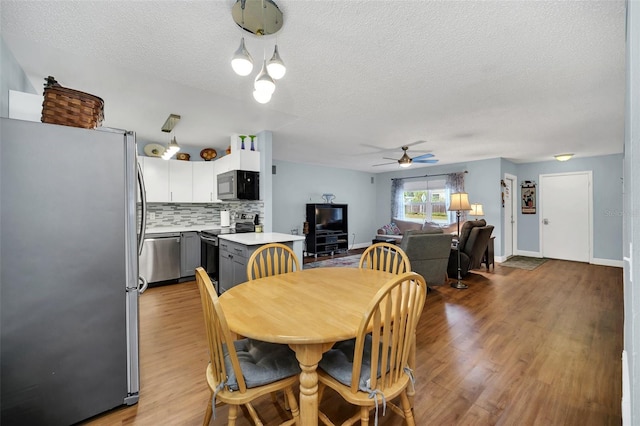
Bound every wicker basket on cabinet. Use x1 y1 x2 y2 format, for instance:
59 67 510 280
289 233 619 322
41 76 104 129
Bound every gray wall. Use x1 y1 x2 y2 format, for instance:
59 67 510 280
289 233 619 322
271 160 377 247
515 154 623 261
0 36 36 118
373 154 623 262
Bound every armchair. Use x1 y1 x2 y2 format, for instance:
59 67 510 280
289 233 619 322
447 220 494 278
399 229 453 287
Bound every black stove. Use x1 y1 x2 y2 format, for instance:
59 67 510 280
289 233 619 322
200 228 235 238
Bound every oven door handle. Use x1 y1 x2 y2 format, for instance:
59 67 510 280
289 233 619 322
200 236 219 245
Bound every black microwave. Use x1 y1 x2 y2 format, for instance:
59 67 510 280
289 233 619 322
217 170 260 200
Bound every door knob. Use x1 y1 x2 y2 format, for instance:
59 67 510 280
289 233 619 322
543 218 549 225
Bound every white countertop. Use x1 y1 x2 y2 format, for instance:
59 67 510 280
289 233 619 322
218 232 305 245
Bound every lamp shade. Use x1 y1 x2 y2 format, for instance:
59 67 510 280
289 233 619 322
470 203 484 216
448 192 471 211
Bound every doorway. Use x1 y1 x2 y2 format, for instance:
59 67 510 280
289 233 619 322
503 174 517 259
540 171 592 262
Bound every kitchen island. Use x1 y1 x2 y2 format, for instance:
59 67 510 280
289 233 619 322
217 232 305 293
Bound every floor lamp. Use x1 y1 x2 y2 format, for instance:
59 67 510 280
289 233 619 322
449 192 472 289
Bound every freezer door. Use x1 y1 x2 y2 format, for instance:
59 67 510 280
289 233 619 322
0 119 139 425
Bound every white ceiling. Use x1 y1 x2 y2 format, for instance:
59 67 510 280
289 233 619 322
1 0 627 173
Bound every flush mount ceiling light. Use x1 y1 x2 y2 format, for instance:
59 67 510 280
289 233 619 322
231 0 286 103
554 153 574 162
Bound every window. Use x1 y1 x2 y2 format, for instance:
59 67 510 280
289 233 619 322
401 179 451 224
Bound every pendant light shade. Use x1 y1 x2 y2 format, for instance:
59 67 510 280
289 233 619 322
162 136 181 160
253 90 272 104
254 60 275 95
231 37 254 76
267 45 286 79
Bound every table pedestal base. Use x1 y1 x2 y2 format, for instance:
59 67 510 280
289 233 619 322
290 342 335 426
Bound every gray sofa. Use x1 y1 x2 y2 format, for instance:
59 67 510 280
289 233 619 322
376 218 444 243
399 229 453 287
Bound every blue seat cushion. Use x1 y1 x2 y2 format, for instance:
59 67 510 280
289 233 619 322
319 335 387 391
224 338 301 391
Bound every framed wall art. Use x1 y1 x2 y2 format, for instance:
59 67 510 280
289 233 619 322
521 180 536 214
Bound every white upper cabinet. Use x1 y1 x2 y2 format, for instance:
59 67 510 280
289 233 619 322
192 161 218 203
215 150 260 175
139 136 260 203
168 160 193 202
140 157 169 202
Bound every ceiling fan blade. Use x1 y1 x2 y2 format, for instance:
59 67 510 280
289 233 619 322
412 153 435 160
373 161 396 167
403 140 428 148
413 159 439 164
382 157 398 161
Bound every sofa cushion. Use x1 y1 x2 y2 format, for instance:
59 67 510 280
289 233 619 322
422 221 443 231
391 218 423 234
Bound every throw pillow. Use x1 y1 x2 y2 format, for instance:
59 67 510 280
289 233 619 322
381 222 402 235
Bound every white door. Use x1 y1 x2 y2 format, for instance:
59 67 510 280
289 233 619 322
540 172 591 262
503 174 516 259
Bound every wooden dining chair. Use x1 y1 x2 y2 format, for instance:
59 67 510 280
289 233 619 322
195 267 301 426
317 271 427 426
247 243 300 280
359 242 411 275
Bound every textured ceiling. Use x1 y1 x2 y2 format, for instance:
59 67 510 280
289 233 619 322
0 0 627 172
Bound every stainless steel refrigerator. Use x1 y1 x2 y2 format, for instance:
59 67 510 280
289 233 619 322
1 117 147 425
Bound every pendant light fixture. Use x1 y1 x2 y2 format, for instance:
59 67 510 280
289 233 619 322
160 113 181 160
254 59 275 95
267 44 286 79
230 0 285 103
253 90 272 104
231 37 253 76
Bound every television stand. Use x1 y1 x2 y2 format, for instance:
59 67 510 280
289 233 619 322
305 203 349 257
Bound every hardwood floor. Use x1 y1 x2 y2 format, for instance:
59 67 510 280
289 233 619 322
85 259 623 425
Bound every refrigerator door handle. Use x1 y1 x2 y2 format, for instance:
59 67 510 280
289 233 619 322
137 162 147 256
138 275 148 294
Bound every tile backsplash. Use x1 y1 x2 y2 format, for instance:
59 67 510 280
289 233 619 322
141 202 264 228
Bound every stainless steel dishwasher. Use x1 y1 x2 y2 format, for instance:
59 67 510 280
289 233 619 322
139 232 181 283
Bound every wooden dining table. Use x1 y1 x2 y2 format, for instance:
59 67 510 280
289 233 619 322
218 266 395 426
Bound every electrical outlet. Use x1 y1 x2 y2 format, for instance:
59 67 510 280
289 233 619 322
149 212 156 220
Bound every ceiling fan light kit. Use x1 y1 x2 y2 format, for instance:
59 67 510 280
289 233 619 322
374 144 439 168
231 0 286 103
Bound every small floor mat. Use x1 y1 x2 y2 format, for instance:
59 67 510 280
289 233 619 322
500 256 548 270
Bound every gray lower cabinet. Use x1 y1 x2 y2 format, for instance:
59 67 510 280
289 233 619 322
180 231 201 278
218 240 259 293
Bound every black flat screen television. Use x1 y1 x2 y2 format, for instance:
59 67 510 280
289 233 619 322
315 207 343 231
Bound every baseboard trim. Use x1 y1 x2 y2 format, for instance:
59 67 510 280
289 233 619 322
515 250 542 258
591 258 623 268
352 242 370 250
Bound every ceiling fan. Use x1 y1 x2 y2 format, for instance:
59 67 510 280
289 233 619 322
373 146 438 168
